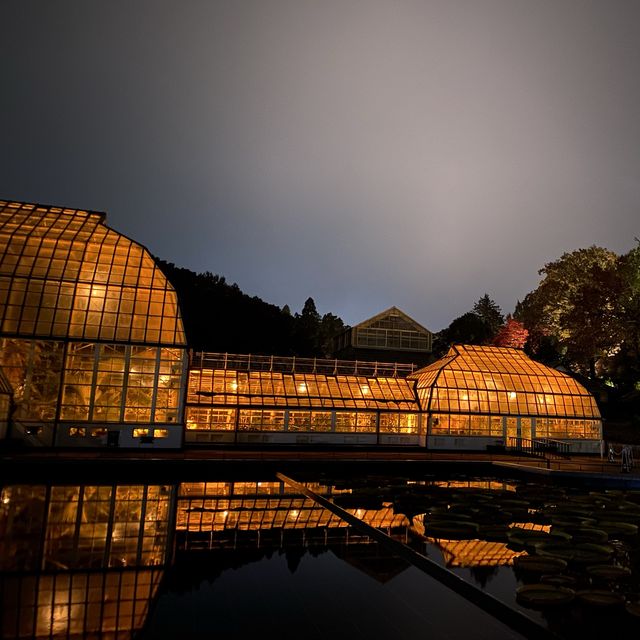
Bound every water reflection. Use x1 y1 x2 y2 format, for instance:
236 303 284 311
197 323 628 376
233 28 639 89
2 476 639 639
0 484 173 639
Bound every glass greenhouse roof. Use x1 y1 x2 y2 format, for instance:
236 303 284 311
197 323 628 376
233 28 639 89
187 368 419 410
410 344 600 419
0 201 186 346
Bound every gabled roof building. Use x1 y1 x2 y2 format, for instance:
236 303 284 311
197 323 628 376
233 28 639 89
333 306 433 366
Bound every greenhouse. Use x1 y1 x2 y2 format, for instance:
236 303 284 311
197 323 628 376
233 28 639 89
0 199 603 453
410 344 602 453
185 353 424 446
0 200 188 448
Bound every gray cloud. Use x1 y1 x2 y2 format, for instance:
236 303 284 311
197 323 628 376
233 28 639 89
2 0 639 331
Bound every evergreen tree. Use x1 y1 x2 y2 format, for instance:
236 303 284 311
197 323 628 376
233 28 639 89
472 294 504 338
438 312 493 350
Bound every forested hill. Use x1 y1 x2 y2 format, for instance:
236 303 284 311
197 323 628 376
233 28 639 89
155 259 345 356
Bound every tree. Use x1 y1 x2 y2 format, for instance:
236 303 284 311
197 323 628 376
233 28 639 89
472 294 504 338
438 312 493 349
493 315 529 349
292 297 322 356
515 246 621 379
318 312 345 358
606 241 640 391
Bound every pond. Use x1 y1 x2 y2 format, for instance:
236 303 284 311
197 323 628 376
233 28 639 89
1 469 639 639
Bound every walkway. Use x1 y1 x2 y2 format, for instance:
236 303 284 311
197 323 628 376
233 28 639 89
2 447 639 485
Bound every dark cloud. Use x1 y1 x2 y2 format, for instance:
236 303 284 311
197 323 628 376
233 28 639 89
2 0 639 331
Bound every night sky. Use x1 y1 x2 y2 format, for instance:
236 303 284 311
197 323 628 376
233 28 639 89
2 1 639 330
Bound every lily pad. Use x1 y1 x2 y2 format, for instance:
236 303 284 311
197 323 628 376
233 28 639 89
478 524 510 541
536 542 613 565
540 574 577 587
552 526 608 544
586 565 632 581
514 555 567 574
424 520 479 539
576 589 625 608
516 584 575 609
595 521 638 538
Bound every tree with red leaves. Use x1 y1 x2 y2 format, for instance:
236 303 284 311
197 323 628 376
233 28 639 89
493 315 529 349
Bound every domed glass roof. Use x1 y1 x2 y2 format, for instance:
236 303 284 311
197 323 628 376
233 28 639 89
0 200 185 345
410 344 600 419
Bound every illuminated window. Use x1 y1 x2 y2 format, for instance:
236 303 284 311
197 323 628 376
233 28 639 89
69 427 86 437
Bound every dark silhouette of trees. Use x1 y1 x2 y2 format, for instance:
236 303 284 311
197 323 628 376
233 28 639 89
155 260 345 357
435 294 504 354
473 294 504 339
435 312 493 354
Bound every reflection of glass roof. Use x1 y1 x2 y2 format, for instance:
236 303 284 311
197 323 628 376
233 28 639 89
176 482 409 532
187 369 419 410
0 366 12 395
0 200 185 345
410 345 600 419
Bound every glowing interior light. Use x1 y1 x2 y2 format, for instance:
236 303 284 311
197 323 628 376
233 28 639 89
360 385 370 395
509 391 517 400
298 383 307 393
230 381 238 391
289 510 299 517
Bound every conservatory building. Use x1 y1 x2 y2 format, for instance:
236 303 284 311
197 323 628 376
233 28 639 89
410 344 602 453
185 353 425 446
0 199 602 453
0 200 188 448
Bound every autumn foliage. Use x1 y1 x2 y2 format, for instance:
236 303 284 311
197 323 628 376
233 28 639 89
493 315 529 349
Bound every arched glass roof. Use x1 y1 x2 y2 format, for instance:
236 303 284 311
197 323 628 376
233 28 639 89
410 344 600 419
0 200 186 346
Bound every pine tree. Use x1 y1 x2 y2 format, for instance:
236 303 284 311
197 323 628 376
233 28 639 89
472 294 504 338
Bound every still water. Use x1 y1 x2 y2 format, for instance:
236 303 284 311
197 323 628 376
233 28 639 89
1 472 639 639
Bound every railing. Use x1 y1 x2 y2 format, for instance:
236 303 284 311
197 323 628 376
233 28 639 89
507 436 571 459
190 352 417 378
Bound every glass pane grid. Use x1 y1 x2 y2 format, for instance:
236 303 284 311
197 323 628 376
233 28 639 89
0 201 186 346
414 344 601 420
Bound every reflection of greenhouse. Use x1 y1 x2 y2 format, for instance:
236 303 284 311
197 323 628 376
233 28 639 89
0 483 173 639
177 481 409 549
0 200 602 452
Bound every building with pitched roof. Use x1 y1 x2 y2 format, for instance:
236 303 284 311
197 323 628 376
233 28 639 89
333 306 433 366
